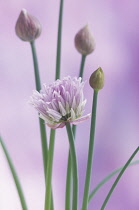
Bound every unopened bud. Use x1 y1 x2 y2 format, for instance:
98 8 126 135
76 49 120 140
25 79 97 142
15 9 41 42
74 25 95 55
89 67 104 90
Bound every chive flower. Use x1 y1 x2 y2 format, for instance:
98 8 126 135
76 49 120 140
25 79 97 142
30 76 90 129
15 9 41 42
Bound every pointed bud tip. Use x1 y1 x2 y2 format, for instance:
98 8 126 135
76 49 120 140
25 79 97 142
74 25 95 55
89 67 104 90
21 9 28 16
15 9 42 42
21 8 27 13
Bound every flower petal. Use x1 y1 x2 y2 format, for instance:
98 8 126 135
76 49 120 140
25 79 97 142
46 122 66 129
69 113 91 125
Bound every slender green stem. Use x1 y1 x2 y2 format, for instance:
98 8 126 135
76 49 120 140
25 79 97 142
72 125 76 138
66 123 78 210
65 152 72 210
65 126 76 210
30 41 54 210
79 55 86 79
30 41 48 179
43 1 64 209
44 1 64 208
44 129 56 210
39 118 48 177
30 41 41 91
100 147 139 210
72 55 86 136
81 90 98 210
89 160 139 202
39 120 54 210
71 55 86 138
0 136 28 210
55 0 64 80
66 54 86 208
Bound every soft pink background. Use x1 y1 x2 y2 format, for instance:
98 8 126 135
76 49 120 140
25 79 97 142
0 0 139 209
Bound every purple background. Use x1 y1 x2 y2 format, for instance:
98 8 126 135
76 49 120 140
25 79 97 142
0 0 139 209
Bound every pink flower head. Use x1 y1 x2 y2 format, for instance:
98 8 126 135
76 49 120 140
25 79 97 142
30 76 90 129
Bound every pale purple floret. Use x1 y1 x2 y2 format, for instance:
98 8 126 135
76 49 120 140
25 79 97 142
30 76 90 129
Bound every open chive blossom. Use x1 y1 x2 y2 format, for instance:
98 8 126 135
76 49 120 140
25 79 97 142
30 76 90 129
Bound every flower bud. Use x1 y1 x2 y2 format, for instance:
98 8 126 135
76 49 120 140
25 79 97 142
15 9 42 42
89 67 104 90
74 25 95 55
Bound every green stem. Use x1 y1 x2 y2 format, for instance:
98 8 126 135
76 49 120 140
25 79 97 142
30 41 48 180
44 129 56 210
55 0 64 80
0 136 28 210
81 90 98 210
39 120 54 210
30 41 54 210
66 123 78 210
65 125 76 210
44 1 64 208
30 41 41 91
100 147 139 210
89 160 139 202
65 54 86 209
65 152 72 210
71 55 86 137
39 118 48 177
79 55 86 79
72 125 76 138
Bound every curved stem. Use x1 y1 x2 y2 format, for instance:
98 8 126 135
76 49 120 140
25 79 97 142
66 123 78 210
55 0 64 80
81 90 98 210
0 136 28 210
44 129 56 210
89 160 139 202
100 147 139 210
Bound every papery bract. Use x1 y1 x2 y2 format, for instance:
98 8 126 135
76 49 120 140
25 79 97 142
30 76 90 129
75 25 95 55
15 9 41 42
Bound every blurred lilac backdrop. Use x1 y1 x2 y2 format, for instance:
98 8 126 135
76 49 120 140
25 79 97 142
0 0 139 209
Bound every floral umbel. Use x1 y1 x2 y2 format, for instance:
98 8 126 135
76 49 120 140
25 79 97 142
30 76 90 129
